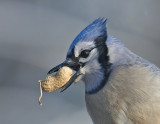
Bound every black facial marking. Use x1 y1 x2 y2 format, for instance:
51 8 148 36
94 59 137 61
67 47 79 62
95 35 110 68
86 33 112 94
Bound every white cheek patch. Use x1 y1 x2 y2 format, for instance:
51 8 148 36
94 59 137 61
74 41 95 57
83 59 101 74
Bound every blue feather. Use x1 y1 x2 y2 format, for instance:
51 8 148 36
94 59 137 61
67 17 107 55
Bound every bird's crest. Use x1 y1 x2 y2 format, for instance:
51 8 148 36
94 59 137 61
68 17 107 55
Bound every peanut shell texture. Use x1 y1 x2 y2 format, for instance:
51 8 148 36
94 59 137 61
38 66 72 105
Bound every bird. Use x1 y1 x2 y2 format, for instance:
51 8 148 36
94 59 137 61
48 17 160 124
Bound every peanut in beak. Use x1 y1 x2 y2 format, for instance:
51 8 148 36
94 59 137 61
38 66 72 106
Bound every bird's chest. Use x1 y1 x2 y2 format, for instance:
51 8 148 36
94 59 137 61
85 78 133 124
85 85 115 124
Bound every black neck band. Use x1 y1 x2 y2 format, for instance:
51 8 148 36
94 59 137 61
86 35 112 94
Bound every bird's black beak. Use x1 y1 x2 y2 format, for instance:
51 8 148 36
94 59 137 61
47 59 81 74
47 59 83 92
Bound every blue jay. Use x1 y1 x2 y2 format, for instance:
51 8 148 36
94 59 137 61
48 18 160 124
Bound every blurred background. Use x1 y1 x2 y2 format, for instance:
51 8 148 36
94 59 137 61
0 0 160 124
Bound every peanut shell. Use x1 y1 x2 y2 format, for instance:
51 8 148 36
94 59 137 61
38 66 72 105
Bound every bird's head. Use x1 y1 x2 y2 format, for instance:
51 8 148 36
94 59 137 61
48 18 111 93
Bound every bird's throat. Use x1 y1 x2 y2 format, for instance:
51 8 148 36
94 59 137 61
84 67 111 94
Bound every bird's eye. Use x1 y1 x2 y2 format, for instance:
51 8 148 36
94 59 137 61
79 50 91 58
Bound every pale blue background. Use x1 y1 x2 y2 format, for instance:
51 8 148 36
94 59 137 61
0 0 160 124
